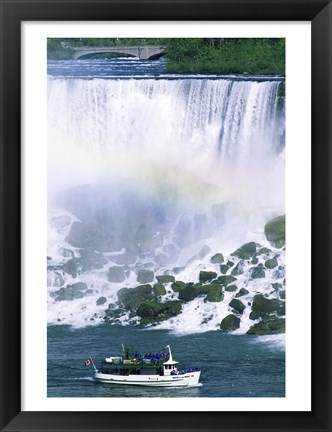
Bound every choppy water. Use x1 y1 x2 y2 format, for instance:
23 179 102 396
48 324 285 397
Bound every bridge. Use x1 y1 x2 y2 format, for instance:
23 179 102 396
72 45 165 60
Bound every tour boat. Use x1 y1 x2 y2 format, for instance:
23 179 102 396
84 345 201 387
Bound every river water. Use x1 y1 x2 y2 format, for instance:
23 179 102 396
47 57 285 398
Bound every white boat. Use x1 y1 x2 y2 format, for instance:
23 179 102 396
86 345 201 387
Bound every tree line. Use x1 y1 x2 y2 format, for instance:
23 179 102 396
47 37 285 75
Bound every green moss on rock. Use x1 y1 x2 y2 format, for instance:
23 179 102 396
249 294 285 320
217 275 237 286
156 275 175 284
117 284 153 312
250 266 266 279
210 253 224 264
220 314 241 331
171 281 187 292
153 284 167 296
199 270 218 283
231 242 258 260
137 300 182 323
225 284 237 292
265 257 278 269
235 288 249 298
220 264 230 274
229 298 246 315
264 215 285 248
247 317 285 335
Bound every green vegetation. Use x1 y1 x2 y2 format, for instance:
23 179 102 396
163 38 285 75
47 37 284 75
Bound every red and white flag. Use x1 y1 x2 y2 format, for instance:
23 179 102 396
84 357 93 367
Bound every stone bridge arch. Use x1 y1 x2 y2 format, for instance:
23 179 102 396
72 46 165 60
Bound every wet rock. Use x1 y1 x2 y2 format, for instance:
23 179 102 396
137 300 182 323
220 314 241 331
62 258 80 278
117 284 153 313
250 266 266 279
107 266 126 283
198 283 223 302
199 271 218 283
249 294 285 320
153 284 167 296
235 288 249 298
217 275 237 286
220 264 230 274
225 284 237 292
247 317 285 335
156 275 175 284
264 215 285 248
178 284 198 302
265 257 278 269
96 296 107 306
210 253 224 264
50 282 88 301
231 260 245 276
229 298 246 315
171 281 187 292
137 269 154 283
231 242 258 260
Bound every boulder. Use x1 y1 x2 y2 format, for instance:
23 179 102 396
210 253 224 264
79 249 108 272
235 288 249 298
198 284 223 302
62 258 80 278
220 314 241 331
229 298 246 315
264 215 285 248
220 264 230 274
225 284 237 292
137 269 154 284
178 284 198 302
231 260 245 276
107 266 126 283
156 275 175 284
199 271 218 283
137 300 182 323
249 294 285 320
171 281 187 292
250 266 266 279
117 284 153 312
50 282 88 301
96 296 107 306
217 275 237 286
231 242 258 260
153 284 167 296
247 317 285 335
265 257 278 269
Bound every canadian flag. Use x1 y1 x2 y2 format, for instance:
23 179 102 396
84 357 93 367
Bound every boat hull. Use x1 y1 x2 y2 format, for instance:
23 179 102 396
94 371 201 387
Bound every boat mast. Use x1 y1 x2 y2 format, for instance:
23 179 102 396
165 345 173 362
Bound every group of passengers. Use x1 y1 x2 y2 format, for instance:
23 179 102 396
131 351 170 363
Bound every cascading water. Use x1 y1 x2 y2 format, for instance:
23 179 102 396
47 61 285 332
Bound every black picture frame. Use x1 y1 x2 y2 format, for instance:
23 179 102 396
1 0 331 431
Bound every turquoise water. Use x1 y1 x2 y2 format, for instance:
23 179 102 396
47 324 285 398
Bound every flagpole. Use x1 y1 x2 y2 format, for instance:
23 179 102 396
91 357 98 372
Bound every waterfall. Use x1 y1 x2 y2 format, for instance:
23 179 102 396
47 75 285 330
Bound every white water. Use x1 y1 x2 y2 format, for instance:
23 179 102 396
47 75 285 333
